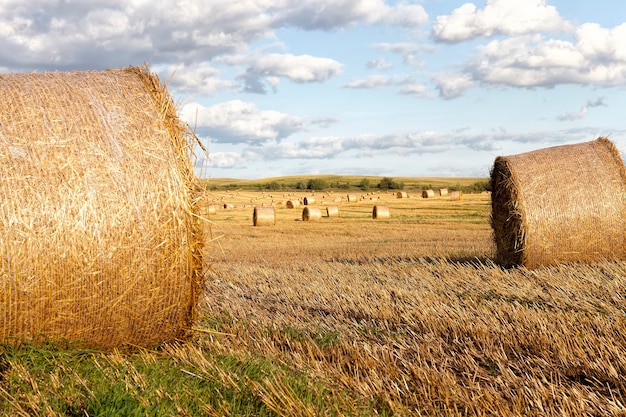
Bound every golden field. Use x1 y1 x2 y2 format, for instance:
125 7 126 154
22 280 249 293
196 186 626 416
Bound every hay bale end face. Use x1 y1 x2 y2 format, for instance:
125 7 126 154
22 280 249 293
253 207 276 226
0 66 203 349
302 206 322 221
372 205 390 219
490 137 626 269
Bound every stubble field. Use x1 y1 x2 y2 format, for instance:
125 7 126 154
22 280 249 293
1 185 626 416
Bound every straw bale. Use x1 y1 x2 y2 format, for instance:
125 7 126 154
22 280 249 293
439 188 449 196
286 199 300 209
346 194 357 203
0 66 203 349
422 190 435 198
396 191 408 198
326 205 339 217
302 207 322 221
490 137 626 269
333 196 342 202
450 191 463 201
304 196 315 205
372 205 390 219
253 207 276 226
207 204 218 215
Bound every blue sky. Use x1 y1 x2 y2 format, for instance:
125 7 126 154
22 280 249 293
2 1 626 179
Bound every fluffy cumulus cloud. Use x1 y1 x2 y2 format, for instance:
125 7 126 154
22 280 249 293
180 100 307 144
432 0 572 43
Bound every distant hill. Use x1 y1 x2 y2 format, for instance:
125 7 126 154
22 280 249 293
197 175 490 193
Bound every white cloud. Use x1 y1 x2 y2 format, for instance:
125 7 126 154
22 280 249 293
557 106 588 121
366 57 393 70
180 100 307 144
434 71 476 99
344 74 397 89
202 152 249 169
154 63 233 96
432 0 572 43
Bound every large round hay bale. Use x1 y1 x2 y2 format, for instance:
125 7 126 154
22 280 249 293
303 196 315 205
450 190 463 201
326 205 339 217
439 188 449 196
346 194 357 203
372 205 390 219
0 66 204 349
490 137 626 269
286 199 300 209
253 207 276 226
302 206 322 221
422 190 435 198
396 191 408 198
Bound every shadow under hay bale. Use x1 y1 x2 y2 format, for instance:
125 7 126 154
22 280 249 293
372 205 390 219
0 66 204 349
326 205 339 217
490 137 626 269
302 206 322 221
253 206 276 226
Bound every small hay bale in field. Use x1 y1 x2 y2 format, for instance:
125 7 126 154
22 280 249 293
326 205 339 217
286 199 300 209
346 194 357 203
396 191 408 198
450 191 463 201
0 66 204 349
207 204 217 215
490 137 626 269
422 190 435 198
372 205 390 219
253 207 276 226
333 196 342 202
304 196 315 205
302 206 322 221
439 188 449 196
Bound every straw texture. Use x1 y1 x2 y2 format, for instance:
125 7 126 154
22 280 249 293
490 137 626 269
0 66 203 349
253 207 276 226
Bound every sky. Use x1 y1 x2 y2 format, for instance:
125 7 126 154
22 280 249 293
2 0 626 179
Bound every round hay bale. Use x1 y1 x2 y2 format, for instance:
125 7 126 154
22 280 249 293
286 199 300 209
0 66 204 349
207 204 218 215
253 206 276 226
449 191 463 201
422 190 435 198
490 137 626 269
372 205 390 219
346 194 357 203
333 196 342 202
396 191 408 198
304 196 315 205
439 188 449 196
302 206 322 221
326 205 339 217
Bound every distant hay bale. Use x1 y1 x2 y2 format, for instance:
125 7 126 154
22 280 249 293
207 204 217 215
396 191 408 198
286 199 300 209
326 205 339 217
422 190 435 198
303 196 315 205
450 191 463 201
490 137 626 269
439 188 449 196
253 207 276 226
372 205 390 219
0 66 204 349
333 196 342 202
346 194 357 203
302 207 322 221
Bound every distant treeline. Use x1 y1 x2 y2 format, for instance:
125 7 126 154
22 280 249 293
206 177 490 194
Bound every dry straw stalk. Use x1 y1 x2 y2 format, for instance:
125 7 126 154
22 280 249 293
372 205 390 219
490 137 626 269
0 66 204 349
302 207 322 221
253 207 276 226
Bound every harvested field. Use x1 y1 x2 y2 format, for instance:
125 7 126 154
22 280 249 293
3 187 626 416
